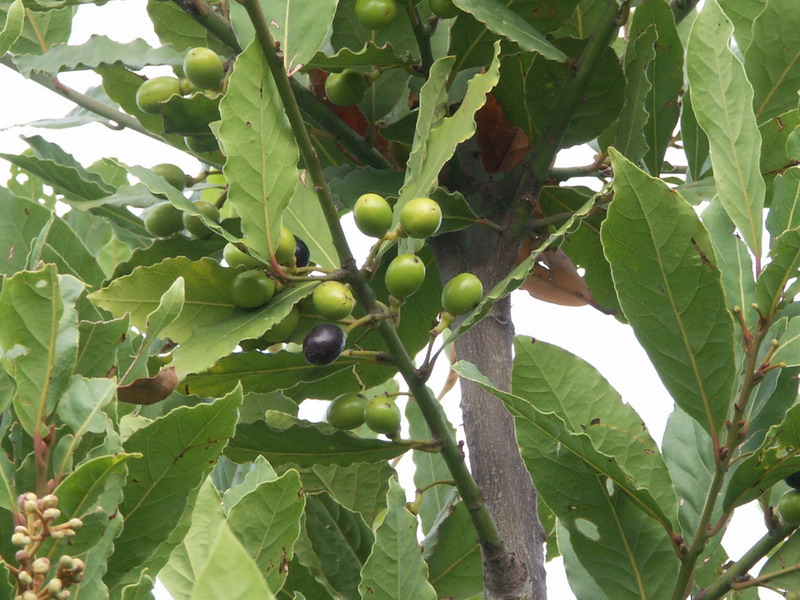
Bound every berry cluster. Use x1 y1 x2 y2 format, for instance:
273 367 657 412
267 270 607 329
327 393 401 437
10 493 85 600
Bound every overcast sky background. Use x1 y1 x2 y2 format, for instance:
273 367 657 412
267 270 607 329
0 1 781 598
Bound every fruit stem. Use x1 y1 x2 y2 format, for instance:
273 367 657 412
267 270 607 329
241 0 510 557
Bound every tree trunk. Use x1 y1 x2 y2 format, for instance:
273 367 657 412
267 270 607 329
433 144 547 600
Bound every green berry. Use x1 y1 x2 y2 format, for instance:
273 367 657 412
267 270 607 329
312 281 355 320
151 163 186 190
353 193 393 237
400 197 442 239
136 76 181 114
364 395 401 436
385 254 426 298
183 47 225 90
442 273 483 315
327 393 369 430
182 200 220 238
231 270 275 309
144 203 184 237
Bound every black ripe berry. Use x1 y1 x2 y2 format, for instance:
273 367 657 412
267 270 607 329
303 324 345 365
786 471 800 490
294 236 310 268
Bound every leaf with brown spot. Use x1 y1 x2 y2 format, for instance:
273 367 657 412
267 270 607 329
518 248 593 307
117 367 178 405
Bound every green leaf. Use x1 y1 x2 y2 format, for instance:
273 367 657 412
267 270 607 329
282 179 339 270
770 316 800 366
146 0 230 55
0 0 24 54
307 43 414 71
3 5 72 56
454 359 680 598
760 109 800 179
723 404 800 510
661 408 718 535
759 528 800 591
423 502 482 600
160 479 225 600
14 35 184 76
451 0 565 61
717 0 766 53
227 470 305 592
406 399 458 534
630 0 683 175
190 522 275 600
444 192 596 348
745 0 800 122
229 0 337 73
511 338 679 522
104 387 242 589
89 257 239 343
756 227 800 318
359 479 436 600
524 37 625 147
701 198 757 328
0 267 82 436
299 493 373 600
299 462 394 526
686 0 766 254
681 90 711 182
746 365 800 453
160 92 221 138
0 452 16 513
224 416 412 467
222 456 278 511
75 316 128 378
219 41 299 262
172 281 316 377
55 376 116 467
454 359 674 529
282 557 333 600
398 45 501 211
51 453 132 557
613 25 656 164
603 149 736 438
110 235 226 280
767 169 800 239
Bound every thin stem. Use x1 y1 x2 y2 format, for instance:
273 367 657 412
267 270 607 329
1 55 165 144
697 523 797 600
170 0 241 52
240 0 508 556
730 563 800 590
418 479 456 494
405 0 434 76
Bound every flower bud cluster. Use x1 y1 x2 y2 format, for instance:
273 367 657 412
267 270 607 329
10 493 85 599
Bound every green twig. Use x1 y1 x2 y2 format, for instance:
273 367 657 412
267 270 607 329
1 54 165 144
239 0 510 565
696 523 797 600
405 0 434 76
170 0 242 52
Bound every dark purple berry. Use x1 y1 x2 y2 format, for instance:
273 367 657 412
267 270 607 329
786 471 800 490
303 324 345 365
294 236 310 268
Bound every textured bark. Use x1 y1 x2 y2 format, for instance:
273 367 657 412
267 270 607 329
432 143 547 600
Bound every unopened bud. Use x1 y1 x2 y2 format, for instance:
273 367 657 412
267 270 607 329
47 579 62 594
58 556 74 571
66 518 82 529
39 495 58 509
70 559 84 573
15 550 30 563
31 557 50 574
63 529 75 537
23 493 37 502
50 530 65 539
23 500 38 513
56 592 71 600
42 508 60 521
14 526 28 535
71 573 83 583
22 592 36 600
11 533 30 547
17 571 32 587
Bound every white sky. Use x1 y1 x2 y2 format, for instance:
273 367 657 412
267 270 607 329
0 2 781 599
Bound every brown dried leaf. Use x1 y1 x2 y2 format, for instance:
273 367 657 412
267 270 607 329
476 94 530 173
117 367 179 405
519 248 593 307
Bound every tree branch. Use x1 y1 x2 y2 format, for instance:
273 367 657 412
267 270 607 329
238 0 513 571
696 523 798 600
